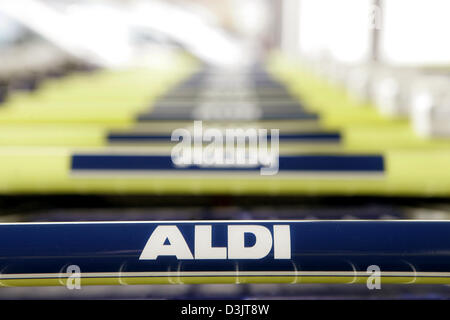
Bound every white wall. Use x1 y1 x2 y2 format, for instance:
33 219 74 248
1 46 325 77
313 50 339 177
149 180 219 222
382 0 450 65
297 0 372 63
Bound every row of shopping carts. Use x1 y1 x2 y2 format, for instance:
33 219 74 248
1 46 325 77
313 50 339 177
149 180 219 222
0 51 449 299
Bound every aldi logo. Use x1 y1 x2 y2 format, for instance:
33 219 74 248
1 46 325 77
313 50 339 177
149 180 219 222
139 224 291 260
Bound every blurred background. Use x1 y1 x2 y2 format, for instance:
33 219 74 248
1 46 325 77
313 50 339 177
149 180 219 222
2 0 450 133
0 0 450 299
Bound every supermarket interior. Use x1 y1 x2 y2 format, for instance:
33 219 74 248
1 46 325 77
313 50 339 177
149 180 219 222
0 0 450 299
